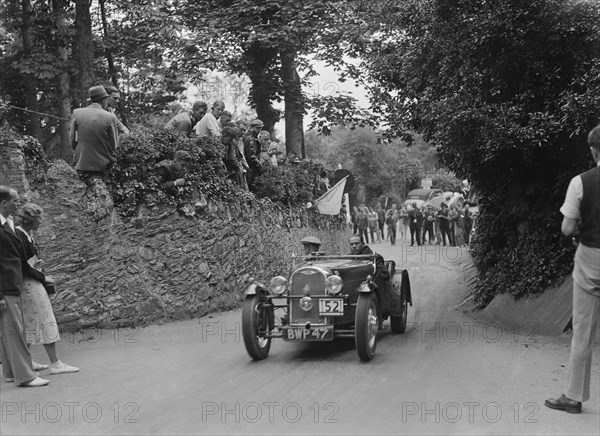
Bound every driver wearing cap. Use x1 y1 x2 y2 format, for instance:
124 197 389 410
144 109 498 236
301 236 322 255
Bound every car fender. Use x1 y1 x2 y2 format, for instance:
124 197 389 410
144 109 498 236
243 282 268 298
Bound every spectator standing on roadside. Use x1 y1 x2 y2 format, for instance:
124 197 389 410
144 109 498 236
195 100 225 139
164 101 207 137
368 207 380 243
422 204 436 244
71 85 119 184
357 206 369 244
463 203 473 245
377 204 386 241
400 205 410 241
408 202 423 246
243 119 264 191
385 208 398 245
448 204 459 246
103 84 129 136
351 206 359 234
545 125 600 415
0 186 50 387
15 203 79 376
436 203 452 246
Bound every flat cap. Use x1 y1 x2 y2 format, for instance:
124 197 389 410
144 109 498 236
301 236 322 246
89 85 109 101
249 119 264 128
174 150 192 161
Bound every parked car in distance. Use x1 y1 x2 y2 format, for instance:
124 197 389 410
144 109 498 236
241 253 413 362
423 191 464 210
402 188 443 209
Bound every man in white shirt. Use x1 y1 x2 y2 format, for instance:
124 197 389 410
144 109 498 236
545 125 600 414
195 100 225 139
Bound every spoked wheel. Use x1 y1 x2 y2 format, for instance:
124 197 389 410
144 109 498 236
242 294 274 360
355 293 379 361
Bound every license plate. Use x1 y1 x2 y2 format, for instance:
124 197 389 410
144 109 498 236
283 326 334 341
318 298 344 316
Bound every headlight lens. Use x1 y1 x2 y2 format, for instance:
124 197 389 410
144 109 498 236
268 276 288 295
325 275 344 295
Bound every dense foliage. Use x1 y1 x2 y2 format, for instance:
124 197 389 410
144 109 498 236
347 0 600 305
305 126 424 203
253 164 315 207
107 128 244 218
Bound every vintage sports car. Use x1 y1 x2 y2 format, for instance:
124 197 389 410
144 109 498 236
241 253 413 362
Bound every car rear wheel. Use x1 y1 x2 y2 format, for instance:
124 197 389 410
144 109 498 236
355 293 379 361
242 294 274 360
391 271 409 333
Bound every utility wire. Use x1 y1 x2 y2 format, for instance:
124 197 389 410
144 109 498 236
7 104 71 122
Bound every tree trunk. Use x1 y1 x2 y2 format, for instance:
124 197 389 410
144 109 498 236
244 44 280 134
21 0 41 138
281 50 305 158
75 0 94 105
52 0 72 161
99 0 129 128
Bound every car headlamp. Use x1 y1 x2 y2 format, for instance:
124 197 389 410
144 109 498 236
325 275 344 295
268 276 288 295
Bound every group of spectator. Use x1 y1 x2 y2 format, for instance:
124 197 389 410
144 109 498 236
69 86 335 210
163 99 308 193
351 201 475 247
1 186 79 388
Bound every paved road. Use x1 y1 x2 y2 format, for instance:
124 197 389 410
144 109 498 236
1 240 599 435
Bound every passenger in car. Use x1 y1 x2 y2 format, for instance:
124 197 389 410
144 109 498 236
301 236 322 255
348 235 389 282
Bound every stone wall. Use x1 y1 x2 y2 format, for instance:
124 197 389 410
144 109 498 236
1 134 352 330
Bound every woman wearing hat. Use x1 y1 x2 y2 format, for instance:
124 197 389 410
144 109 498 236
16 203 79 375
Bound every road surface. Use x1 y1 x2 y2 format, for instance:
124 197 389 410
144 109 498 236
1 239 599 435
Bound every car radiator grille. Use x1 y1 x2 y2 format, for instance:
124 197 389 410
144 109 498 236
289 268 327 325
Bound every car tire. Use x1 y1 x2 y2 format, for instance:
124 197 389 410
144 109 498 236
242 294 273 360
355 293 379 361
391 271 409 334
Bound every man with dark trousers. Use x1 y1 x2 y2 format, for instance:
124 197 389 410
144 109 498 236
408 202 423 246
0 186 50 387
545 125 600 414
243 119 264 191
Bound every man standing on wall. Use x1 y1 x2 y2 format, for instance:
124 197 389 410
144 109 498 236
243 119 264 191
164 101 208 137
70 85 119 183
195 100 225 139
545 125 600 414
0 186 50 387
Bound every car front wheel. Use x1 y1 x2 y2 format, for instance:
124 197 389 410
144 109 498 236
355 293 379 361
242 294 273 360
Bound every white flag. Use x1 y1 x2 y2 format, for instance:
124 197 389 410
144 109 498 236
315 176 348 215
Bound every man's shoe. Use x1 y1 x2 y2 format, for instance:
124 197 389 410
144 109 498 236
544 394 582 414
32 361 49 371
20 377 50 387
50 361 79 375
